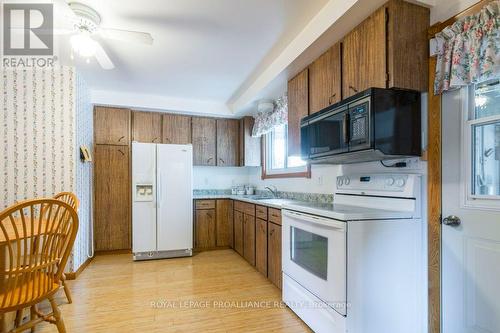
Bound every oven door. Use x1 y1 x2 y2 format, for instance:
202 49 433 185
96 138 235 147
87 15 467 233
301 106 349 160
282 210 347 316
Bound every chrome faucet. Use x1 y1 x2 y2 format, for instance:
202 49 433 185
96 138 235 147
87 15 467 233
265 186 278 198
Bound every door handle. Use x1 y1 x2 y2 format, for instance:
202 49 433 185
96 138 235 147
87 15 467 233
349 86 358 93
328 93 337 105
443 215 461 227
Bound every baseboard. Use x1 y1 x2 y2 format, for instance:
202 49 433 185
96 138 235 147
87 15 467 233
66 256 93 280
95 249 132 255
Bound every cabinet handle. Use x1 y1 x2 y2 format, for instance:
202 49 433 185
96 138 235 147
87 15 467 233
165 138 171 143
152 137 158 143
328 93 337 105
117 149 125 156
118 136 125 142
207 157 213 164
219 158 225 164
270 229 275 236
349 86 358 93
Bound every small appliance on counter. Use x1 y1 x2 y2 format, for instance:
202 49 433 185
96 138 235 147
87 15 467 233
300 87 421 164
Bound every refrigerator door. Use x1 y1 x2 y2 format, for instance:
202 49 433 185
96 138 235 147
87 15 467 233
156 144 193 252
132 142 157 253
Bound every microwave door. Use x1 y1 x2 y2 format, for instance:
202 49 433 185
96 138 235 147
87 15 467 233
307 109 349 159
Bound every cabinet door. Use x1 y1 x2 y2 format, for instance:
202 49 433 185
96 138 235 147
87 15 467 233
239 117 261 167
94 145 130 251
309 43 342 115
287 69 309 157
342 7 386 98
216 199 233 247
268 222 282 289
216 119 239 166
162 114 192 144
192 117 216 166
255 218 268 277
195 209 216 249
94 107 130 145
234 211 244 256
132 111 162 143
243 214 256 266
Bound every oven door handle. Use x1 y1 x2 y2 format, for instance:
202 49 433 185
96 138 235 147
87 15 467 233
343 112 350 144
283 210 346 230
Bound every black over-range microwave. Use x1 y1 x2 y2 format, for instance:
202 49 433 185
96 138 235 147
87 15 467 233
300 88 421 164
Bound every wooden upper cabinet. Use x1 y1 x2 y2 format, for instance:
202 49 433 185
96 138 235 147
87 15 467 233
342 0 429 98
343 7 387 99
216 119 239 166
192 117 216 166
94 145 131 251
287 69 309 157
162 114 192 144
309 43 342 115
386 0 429 92
239 117 261 167
132 111 162 143
94 106 130 146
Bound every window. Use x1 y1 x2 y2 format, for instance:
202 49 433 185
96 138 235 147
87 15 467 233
262 123 309 179
464 79 500 204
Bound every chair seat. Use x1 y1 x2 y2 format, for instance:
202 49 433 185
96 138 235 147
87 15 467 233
0 273 60 313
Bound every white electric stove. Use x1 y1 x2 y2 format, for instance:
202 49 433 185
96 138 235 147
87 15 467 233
281 174 426 333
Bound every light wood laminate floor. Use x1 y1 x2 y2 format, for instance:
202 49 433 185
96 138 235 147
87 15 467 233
34 249 311 332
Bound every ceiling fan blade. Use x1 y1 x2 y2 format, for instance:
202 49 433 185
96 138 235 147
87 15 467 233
94 42 115 70
98 28 153 45
53 0 77 20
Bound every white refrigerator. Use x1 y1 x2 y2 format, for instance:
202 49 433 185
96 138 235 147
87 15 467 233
132 142 193 260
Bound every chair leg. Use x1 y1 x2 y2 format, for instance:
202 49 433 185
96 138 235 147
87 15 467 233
30 305 37 333
14 309 23 327
61 274 72 304
48 296 66 333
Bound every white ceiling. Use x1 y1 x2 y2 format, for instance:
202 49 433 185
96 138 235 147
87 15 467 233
58 0 329 108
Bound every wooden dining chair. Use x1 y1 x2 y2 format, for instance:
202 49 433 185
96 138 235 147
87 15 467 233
0 198 79 333
53 192 79 304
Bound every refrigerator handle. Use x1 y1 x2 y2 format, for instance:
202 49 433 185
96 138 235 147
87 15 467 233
157 172 161 207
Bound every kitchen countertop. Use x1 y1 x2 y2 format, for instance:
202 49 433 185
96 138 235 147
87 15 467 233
193 194 299 209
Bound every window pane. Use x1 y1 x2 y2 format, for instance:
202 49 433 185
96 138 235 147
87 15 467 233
287 155 307 168
472 121 500 196
271 124 286 169
474 80 500 119
290 227 328 280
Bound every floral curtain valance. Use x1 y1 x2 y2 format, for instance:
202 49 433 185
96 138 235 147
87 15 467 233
434 1 500 95
251 95 288 137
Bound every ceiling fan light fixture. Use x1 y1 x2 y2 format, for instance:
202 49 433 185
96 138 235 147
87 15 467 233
70 33 97 58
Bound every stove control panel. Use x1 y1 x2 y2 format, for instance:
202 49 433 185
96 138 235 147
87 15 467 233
336 174 417 197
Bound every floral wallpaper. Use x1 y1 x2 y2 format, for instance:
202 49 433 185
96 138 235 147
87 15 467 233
434 1 500 94
0 67 91 273
73 72 93 272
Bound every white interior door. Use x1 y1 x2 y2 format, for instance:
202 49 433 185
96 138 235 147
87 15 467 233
442 80 500 333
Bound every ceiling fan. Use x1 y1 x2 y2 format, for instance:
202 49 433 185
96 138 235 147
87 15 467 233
53 1 154 69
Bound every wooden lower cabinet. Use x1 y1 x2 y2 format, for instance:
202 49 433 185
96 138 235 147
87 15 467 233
243 214 256 266
216 200 233 247
234 211 244 256
255 218 268 276
268 222 282 290
94 145 131 251
195 209 216 249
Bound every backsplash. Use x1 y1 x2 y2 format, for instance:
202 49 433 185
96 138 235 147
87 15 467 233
193 189 334 204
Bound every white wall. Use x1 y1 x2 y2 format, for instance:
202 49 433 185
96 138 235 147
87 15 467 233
430 0 477 24
193 167 252 189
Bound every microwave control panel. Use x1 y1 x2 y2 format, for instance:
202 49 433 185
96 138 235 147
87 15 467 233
349 102 369 143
